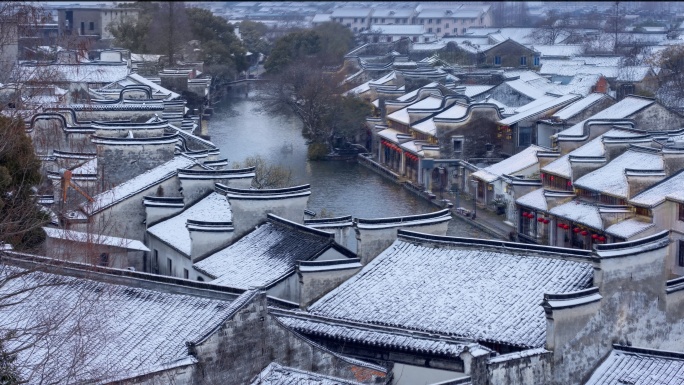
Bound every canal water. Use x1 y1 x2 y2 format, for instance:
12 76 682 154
208 90 488 238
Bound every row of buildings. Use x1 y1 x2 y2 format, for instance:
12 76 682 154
2 6 684 385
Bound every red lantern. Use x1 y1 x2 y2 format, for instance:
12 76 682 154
581 230 588 236
573 227 581 233
567 180 572 187
562 224 569 230
544 219 550 224
557 223 564 228
598 236 606 242
537 218 544 223
591 234 599 240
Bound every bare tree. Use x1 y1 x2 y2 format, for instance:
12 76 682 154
233 155 292 189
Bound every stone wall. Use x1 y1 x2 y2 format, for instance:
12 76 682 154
193 293 387 385
97 142 176 187
485 349 552 385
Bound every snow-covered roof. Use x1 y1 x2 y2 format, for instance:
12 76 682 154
557 96 654 137
552 93 610 121
19 63 130 84
574 148 663 198
147 192 232 257
616 66 653 82
516 188 547 211
43 227 150 251
499 94 580 126
308 233 593 348
410 41 447 51
604 218 655 239
344 71 396 96
557 74 602 97
331 8 371 17
532 45 584 58
505 79 548 100
412 103 468 136
462 85 494 98
130 53 162 62
193 215 337 289
251 363 364 385
387 95 443 125
549 200 603 230
630 170 684 208
396 82 439 102
371 8 414 18
0 265 252 384
101 73 180 100
81 156 196 215
311 13 332 23
472 145 544 183
275 312 479 358
585 345 684 385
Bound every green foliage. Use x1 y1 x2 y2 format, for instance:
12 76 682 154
307 142 329 160
324 95 372 141
232 155 292 189
263 22 353 73
0 338 19 385
0 116 46 250
240 20 270 55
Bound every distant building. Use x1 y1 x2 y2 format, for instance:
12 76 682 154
56 5 139 40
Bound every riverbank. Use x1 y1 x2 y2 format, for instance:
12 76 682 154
356 153 508 240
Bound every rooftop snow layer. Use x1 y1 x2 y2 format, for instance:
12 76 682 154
250 362 364 385
472 145 543 183
549 200 603 230
0 265 250 384
516 188 548 211
552 93 609 121
147 192 232 256
574 149 663 198
387 95 443 125
630 170 684 207
193 219 334 289
585 345 684 385
307 237 593 348
81 156 196 215
43 228 150 251
499 94 580 126
604 218 655 239
557 97 654 137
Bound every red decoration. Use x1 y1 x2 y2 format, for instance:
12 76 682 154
573 227 581 233
537 217 544 223
543 219 550 224
598 236 606 242
567 181 572 187
563 224 570 230
581 230 588 236
558 223 565 228
591 234 599 240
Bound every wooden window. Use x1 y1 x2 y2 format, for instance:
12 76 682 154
679 203 684 221
494 56 501 65
520 56 527 66
636 206 651 217
167 258 173 275
183 269 189 279
679 240 684 267
534 56 540 66
99 253 109 267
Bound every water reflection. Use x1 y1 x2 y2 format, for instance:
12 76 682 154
209 90 488 237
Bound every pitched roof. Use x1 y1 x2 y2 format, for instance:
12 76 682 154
80 156 197 215
307 233 594 348
498 94 580 126
574 148 663 198
551 93 610 121
630 170 684 207
386 95 443 125
585 345 684 385
43 227 150 251
0 265 251 384
147 192 232 257
472 145 544 183
516 188 548 211
549 200 603 230
604 218 655 239
557 96 655 137
250 363 364 385
193 215 336 289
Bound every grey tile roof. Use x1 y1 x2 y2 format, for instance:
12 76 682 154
194 215 336 289
274 310 484 358
308 234 594 348
0 265 250 384
585 345 684 385
250 363 364 385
